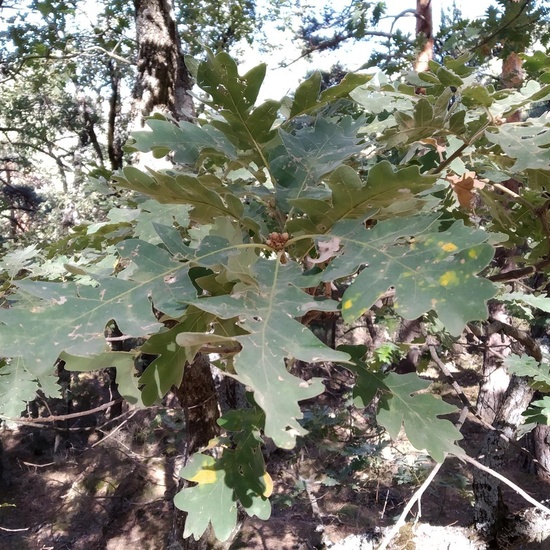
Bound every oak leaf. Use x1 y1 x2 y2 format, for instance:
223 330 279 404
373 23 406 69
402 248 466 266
447 171 485 209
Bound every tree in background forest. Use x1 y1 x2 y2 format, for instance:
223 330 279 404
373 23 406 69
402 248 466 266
2 1 550 549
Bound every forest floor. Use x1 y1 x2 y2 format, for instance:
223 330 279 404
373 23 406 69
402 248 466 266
0 366 549 550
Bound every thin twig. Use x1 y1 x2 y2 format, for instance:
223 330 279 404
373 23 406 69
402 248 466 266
376 408 469 550
428 342 475 411
92 409 139 448
0 46 132 84
389 9 419 34
461 453 550 516
278 30 393 69
432 114 494 175
466 0 530 56
489 182 537 211
0 398 123 424
20 460 56 468
486 319 542 362
486 259 550 282
429 335 550 477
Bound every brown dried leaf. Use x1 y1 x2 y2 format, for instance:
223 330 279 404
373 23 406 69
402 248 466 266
447 171 485 209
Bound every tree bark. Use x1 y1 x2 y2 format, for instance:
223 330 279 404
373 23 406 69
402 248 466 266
174 354 220 454
414 0 434 73
107 59 124 171
476 304 513 425
473 376 535 540
132 0 195 127
172 354 221 550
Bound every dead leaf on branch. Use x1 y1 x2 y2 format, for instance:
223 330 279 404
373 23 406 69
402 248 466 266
447 171 485 209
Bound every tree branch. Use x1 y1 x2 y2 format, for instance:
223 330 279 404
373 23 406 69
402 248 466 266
377 407 469 550
462 452 550 515
0 398 123 424
279 30 393 69
487 319 542 361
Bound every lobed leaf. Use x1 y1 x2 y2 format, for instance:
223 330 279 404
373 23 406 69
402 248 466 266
322 215 496 336
176 408 271 541
377 372 464 462
186 257 350 448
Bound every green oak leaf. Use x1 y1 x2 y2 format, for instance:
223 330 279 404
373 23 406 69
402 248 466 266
0 235 229 379
287 71 370 120
176 408 271 541
193 49 279 152
288 161 437 233
175 454 237 542
377 372 464 462
322 215 496 335
505 354 550 392
62 351 144 406
186 258 350 448
197 50 264 115
0 245 40 278
289 72 321 118
133 200 190 244
115 239 198 317
271 117 364 211
138 307 213 405
0 278 163 376
523 397 550 425
127 118 237 164
208 217 260 287
485 122 550 172
317 72 372 103
343 349 463 461
338 345 386 408
113 169 250 228
502 292 550 313
0 358 54 417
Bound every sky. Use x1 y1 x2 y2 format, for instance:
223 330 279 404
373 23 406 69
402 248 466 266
247 0 496 101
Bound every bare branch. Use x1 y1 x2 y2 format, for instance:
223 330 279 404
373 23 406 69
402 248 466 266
0 46 132 85
279 30 393 69
0 398 124 424
377 407 469 550
487 319 542 361
462 452 550 515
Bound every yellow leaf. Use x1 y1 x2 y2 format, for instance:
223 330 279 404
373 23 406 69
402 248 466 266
189 468 218 485
262 472 274 497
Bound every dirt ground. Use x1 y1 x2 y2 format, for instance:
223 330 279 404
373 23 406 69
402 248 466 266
1 370 550 550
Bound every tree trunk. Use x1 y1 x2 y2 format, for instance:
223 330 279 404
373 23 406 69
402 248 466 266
473 376 535 540
476 303 513 424
172 354 221 550
132 0 195 127
107 59 124 171
174 354 220 453
130 6 216 545
414 0 434 73
530 425 550 480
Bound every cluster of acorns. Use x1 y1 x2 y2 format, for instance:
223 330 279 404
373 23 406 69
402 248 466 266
265 231 290 251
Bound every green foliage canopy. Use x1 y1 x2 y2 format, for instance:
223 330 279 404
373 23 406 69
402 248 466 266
3 39 550 541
